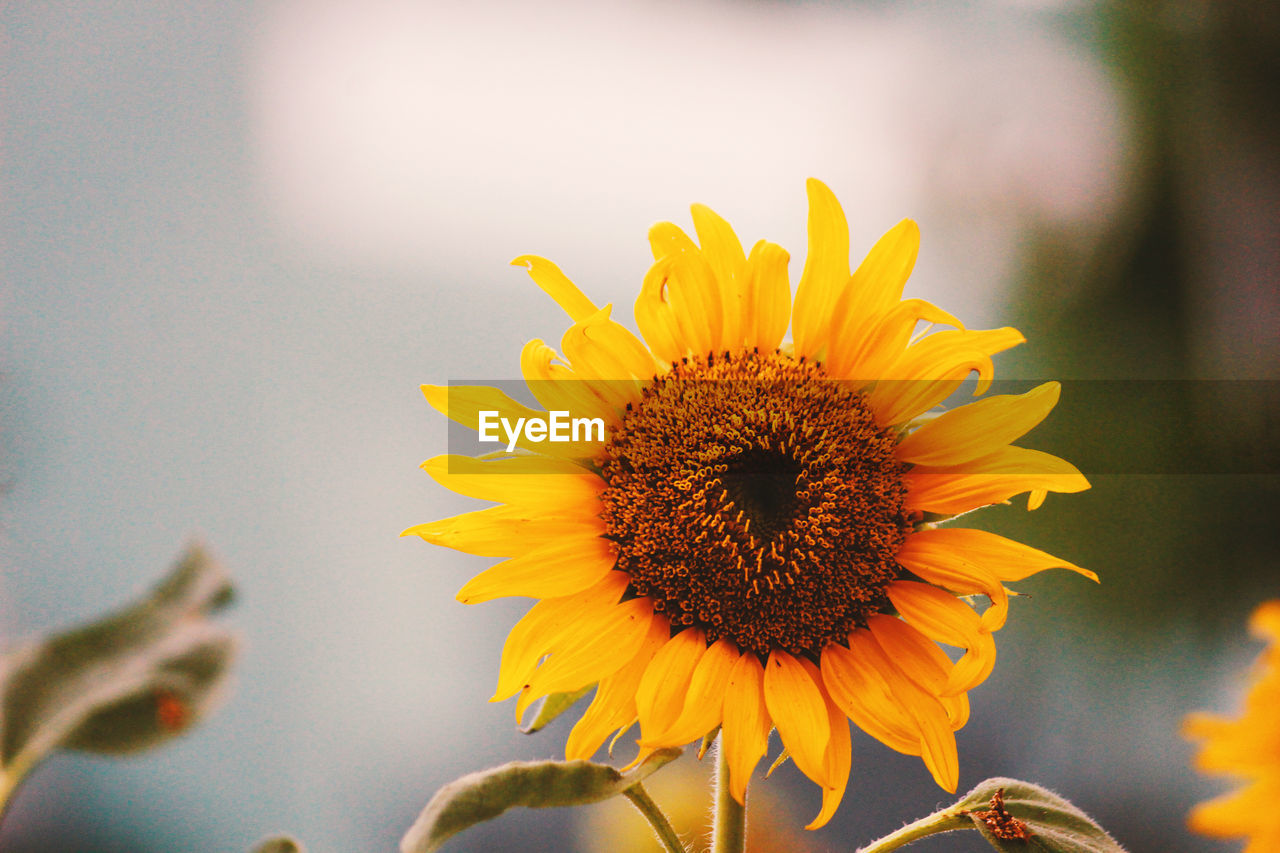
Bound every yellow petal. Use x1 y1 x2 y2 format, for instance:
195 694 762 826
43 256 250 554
820 636 920 755
565 616 670 761
848 218 921 316
721 652 771 804
1188 784 1269 838
845 626 958 791
762 650 832 788
635 254 690 365
1249 600 1280 641
647 221 724 356
420 454 603 507
691 203 747 350
886 581 997 694
894 535 1009 631
511 255 598 322
519 340 620 428
866 615 952 696
635 628 705 742
560 305 659 383
402 505 603 558
421 383 588 459
792 178 850 361
641 638 738 747
828 298 962 384
668 251 724 357
905 447 1090 515
742 239 791 353
518 597 654 717
824 219 926 378
455 536 618 604
648 220 699 260
887 580 982 648
866 327 1026 426
492 572 628 702
896 381 1062 466
866 616 970 730
796 658 853 830
906 528 1097 584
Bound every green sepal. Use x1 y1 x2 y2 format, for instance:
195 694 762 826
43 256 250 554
519 685 592 734
697 726 720 760
0 544 236 783
400 748 682 853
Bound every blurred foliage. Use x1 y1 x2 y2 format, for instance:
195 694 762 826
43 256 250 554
0 545 236 820
1000 0 1280 633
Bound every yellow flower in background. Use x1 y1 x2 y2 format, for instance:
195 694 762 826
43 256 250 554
406 179 1094 829
1185 601 1280 853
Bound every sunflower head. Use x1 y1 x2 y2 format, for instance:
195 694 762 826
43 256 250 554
1184 600 1280 852
408 179 1094 829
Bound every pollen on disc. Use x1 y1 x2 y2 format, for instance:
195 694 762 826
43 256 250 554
598 350 914 658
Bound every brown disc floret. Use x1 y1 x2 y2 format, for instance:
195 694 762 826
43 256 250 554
598 350 915 659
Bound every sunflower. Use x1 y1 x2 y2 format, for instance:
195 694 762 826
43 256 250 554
406 179 1094 829
1184 601 1280 852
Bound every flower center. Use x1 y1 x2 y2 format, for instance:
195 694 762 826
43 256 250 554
598 350 915 658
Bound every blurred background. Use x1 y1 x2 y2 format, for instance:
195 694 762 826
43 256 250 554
2 0 1277 850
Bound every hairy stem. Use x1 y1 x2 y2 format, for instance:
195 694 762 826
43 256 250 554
857 809 971 853
711 738 745 853
622 782 687 853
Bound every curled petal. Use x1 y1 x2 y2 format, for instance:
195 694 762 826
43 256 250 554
511 255 598 322
887 581 997 695
520 340 619 429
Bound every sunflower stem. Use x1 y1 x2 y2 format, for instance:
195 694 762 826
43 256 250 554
711 736 746 853
856 808 972 853
622 782 687 853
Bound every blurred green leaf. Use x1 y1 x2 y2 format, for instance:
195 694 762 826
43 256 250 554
519 686 591 734
401 748 682 853
955 778 1126 852
251 836 305 853
0 543 237 803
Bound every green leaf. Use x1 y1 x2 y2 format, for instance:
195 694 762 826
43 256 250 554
0 543 237 795
519 686 592 734
858 777 1126 853
251 837 305 853
401 748 682 853
954 778 1127 853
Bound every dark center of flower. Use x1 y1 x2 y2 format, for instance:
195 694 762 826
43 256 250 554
598 350 915 658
